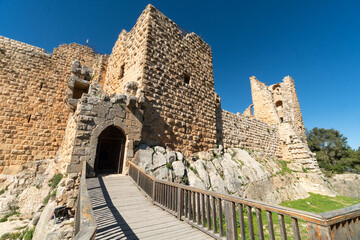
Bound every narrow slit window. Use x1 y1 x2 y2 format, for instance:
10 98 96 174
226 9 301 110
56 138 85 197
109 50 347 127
184 73 190 85
27 114 32 123
40 83 43 90
120 64 125 79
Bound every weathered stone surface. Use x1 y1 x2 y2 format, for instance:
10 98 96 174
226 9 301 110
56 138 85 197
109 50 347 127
33 201 56 240
152 152 166 169
197 151 213 161
152 166 168 180
176 152 184 162
154 146 166 154
187 170 205 190
165 151 177 163
172 161 185 179
137 148 154 172
328 174 360 198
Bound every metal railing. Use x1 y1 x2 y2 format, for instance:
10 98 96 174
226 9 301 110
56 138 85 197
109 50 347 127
128 161 360 240
73 161 97 240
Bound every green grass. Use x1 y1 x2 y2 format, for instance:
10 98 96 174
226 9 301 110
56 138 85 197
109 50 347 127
280 193 360 213
0 227 35 240
0 211 20 222
189 166 198 175
48 173 63 189
0 187 8 195
166 162 173 170
278 161 292 175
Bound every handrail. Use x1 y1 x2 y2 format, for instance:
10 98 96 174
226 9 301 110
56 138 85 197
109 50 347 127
73 161 97 240
128 161 360 240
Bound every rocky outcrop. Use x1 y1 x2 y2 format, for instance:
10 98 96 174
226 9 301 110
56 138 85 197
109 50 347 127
134 145 337 204
0 159 79 239
328 174 360 199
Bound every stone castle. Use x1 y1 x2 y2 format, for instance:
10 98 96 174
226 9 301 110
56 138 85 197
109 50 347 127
0 4 319 176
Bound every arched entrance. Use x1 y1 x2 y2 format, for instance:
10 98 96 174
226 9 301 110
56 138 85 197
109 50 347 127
94 125 126 174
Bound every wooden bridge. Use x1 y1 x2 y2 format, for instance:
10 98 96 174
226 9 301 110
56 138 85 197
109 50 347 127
74 161 360 240
86 175 211 239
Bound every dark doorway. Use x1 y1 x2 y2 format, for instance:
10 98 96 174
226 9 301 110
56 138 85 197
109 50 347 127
95 126 126 175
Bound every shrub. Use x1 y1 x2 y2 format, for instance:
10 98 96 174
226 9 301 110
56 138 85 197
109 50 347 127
48 173 63 189
165 162 173 170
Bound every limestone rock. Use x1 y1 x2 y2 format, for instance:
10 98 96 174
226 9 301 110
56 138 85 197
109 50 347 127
165 151 177 163
197 151 213 161
137 148 154 171
176 152 184 162
152 166 168 180
154 146 166 154
152 152 166 169
172 161 185 181
328 174 360 198
187 170 205 190
192 160 211 190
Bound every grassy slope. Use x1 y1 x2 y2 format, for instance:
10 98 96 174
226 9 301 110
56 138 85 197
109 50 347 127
280 193 360 213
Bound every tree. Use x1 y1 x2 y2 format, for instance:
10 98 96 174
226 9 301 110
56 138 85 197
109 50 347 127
307 128 359 174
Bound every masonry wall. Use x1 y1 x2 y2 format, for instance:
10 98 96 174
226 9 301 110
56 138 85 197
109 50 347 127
282 77 307 140
250 76 280 125
0 36 105 172
140 5 218 155
103 8 149 95
220 110 281 157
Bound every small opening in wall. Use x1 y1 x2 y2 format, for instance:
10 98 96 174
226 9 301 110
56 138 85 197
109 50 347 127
73 81 90 99
27 115 31 123
280 117 283 123
120 64 125 79
275 100 283 108
40 83 43 90
184 73 190 85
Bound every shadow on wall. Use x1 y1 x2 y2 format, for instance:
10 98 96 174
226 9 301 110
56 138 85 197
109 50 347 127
216 106 224 148
140 100 179 152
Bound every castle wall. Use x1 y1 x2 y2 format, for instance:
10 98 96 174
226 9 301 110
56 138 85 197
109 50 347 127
140 5 218 155
0 36 105 172
219 110 281 157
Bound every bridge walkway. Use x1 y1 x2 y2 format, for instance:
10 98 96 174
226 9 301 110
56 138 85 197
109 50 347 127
86 175 213 240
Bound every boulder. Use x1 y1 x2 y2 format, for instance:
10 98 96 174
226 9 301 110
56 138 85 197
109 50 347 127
137 148 154 171
187 170 206 190
154 146 166 154
152 166 168 180
172 161 185 181
192 160 211 190
176 152 184 162
165 151 177 163
152 152 167 169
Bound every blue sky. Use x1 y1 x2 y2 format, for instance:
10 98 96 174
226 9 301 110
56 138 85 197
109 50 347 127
1 0 359 148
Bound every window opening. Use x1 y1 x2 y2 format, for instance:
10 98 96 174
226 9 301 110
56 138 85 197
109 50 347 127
184 73 190 84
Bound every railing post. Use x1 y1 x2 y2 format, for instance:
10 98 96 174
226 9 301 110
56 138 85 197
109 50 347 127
177 187 183 219
136 169 140 185
307 222 331 240
225 200 238 240
152 179 156 201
